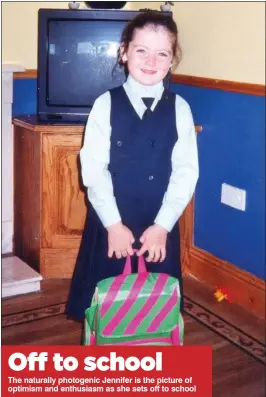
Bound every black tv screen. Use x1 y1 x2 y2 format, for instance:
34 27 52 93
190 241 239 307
37 9 140 123
47 19 126 107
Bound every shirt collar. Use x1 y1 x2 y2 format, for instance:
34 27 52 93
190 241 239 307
124 75 164 101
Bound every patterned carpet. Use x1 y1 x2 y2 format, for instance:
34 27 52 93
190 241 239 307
2 294 265 364
184 296 265 364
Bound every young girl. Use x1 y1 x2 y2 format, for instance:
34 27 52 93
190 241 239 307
66 11 199 321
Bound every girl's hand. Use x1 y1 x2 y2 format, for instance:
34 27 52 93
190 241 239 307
107 222 135 259
137 224 168 262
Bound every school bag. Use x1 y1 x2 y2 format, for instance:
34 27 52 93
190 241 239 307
83 254 184 346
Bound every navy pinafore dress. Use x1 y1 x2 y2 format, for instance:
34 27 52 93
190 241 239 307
66 86 183 321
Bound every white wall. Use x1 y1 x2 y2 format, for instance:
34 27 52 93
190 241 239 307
130 1 265 84
2 65 25 253
2 1 132 70
2 2 265 83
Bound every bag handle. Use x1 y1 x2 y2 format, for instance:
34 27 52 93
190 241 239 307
123 250 147 275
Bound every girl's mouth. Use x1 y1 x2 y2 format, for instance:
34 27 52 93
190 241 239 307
141 69 157 75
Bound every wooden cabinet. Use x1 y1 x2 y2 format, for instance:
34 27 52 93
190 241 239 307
13 116 199 279
13 116 87 278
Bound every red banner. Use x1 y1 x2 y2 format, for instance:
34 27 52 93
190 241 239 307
2 346 212 396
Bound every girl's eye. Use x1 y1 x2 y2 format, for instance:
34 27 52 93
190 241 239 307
136 49 145 54
158 52 168 58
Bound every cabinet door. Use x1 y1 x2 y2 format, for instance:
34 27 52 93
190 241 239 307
42 134 87 248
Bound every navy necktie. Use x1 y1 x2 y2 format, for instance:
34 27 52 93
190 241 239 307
142 97 155 117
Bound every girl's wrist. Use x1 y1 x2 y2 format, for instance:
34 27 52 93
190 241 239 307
107 221 123 232
153 223 168 234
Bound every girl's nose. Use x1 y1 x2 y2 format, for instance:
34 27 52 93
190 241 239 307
146 55 156 67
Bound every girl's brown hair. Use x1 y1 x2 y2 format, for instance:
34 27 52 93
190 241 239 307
118 11 182 69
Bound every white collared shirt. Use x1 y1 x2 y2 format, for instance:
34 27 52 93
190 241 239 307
80 75 199 232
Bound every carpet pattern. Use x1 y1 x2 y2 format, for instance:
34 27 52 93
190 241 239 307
2 295 265 364
184 296 265 364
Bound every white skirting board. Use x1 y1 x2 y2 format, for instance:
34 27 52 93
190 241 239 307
2 256 43 298
1 220 13 254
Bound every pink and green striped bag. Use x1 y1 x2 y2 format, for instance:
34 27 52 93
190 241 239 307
83 254 184 346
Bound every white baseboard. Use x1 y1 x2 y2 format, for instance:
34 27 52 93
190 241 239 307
2 280 42 298
1 221 13 254
2 256 43 298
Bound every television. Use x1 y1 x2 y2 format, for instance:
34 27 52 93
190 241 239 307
37 9 143 123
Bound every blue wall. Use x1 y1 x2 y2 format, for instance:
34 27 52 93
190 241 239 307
13 78 265 279
171 84 265 280
13 79 37 116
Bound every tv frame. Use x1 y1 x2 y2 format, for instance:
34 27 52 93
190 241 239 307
37 9 141 124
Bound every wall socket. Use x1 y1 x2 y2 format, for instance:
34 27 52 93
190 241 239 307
221 183 246 211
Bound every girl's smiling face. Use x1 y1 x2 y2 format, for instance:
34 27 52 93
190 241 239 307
121 25 174 86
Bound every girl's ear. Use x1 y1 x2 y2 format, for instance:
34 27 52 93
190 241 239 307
122 53 128 63
120 43 128 63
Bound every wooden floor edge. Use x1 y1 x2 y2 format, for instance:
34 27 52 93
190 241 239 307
171 74 265 96
14 70 266 96
186 246 265 319
14 69 37 79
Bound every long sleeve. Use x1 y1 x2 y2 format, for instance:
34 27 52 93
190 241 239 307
80 92 121 228
154 96 199 232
